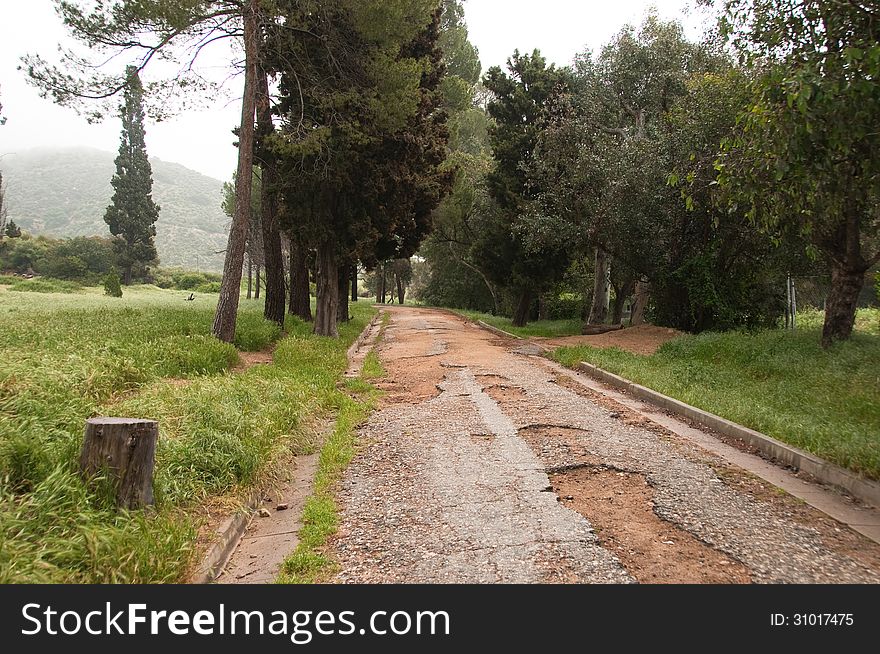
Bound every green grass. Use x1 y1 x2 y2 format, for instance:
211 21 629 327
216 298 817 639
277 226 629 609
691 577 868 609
0 284 375 582
553 308 880 480
7 277 84 294
276 322 386 584
454 309 583 339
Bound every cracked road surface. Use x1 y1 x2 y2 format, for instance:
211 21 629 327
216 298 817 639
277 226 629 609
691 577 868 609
331 307 880 584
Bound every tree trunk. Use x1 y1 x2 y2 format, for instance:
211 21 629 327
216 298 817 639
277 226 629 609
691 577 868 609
612 277 635 325
256 67 286 328
512 289 533 327
80 417 158 510
378 265 386 304
314 240 339 337
587 247 610 325
538 296 548 321
396 272 405 305
289 243 312 321
351 265 359 302
631 279 650 326
254 265 261 300
212 0 259 343
337 264 350 323
246 252 252 300
123 265 132 287
821 264 864 347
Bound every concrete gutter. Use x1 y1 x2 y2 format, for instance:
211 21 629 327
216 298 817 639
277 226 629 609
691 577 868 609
190 313 382 584
575 361 880 509
461 314 880 510
190 487 263 584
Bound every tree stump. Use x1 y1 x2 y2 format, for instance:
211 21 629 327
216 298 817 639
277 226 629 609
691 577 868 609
80 418 158 509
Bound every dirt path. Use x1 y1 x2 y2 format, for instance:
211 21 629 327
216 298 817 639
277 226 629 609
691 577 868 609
330 306 880 584
536 324 683 355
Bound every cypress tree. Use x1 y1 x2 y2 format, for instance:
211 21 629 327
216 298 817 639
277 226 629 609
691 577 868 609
104 66 159 285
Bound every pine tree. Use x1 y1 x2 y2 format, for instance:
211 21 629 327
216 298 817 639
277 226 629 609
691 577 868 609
104 66 159 285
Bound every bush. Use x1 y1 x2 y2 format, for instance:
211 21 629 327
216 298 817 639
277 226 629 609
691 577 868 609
104 272 123 297
175 272 208 290
195 282 221 294
544 292 583 321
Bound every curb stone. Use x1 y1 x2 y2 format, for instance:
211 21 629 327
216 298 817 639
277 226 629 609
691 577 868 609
190 312 382 584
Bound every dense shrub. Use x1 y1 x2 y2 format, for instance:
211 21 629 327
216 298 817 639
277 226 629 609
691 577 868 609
104 271 123 297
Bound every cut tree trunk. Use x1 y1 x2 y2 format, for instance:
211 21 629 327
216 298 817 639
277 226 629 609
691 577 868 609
587 247 610 325
512 289 533 327
80 417 158 510
256 67 286 328
289 243 312 321
314 240 339 337
822 264 864 348
212 0 259 343
631 279 650 326
337 264 350 323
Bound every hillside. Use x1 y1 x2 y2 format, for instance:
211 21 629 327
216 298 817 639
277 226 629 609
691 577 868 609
0 147 229 270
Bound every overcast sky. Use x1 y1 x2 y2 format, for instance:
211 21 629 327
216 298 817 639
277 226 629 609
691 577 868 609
0 1 710 182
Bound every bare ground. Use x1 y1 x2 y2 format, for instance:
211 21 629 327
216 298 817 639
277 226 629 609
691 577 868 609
537 324 683 355
329 306 880 584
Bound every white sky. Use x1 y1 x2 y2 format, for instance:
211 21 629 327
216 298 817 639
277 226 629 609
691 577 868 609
0 1 710 182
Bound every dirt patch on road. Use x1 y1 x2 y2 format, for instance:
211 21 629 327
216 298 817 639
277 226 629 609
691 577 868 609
551 466 751 584
484 385 528 403
540 324 683 355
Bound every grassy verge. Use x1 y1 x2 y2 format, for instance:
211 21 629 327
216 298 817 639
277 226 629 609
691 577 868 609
0 284 375 582
276 318 385 584
454 309 582 339
553 308 880 480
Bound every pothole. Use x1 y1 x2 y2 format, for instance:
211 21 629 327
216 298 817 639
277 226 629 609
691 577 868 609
469 433 496 444
550 467 752 584
484 385 527 403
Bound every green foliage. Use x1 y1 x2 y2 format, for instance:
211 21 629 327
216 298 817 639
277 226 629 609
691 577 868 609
4 220 20 238
103 271 123 297
553 311 880 479
715 0 880 344
0 233 117 283
478 50 573 319
104 68 160 283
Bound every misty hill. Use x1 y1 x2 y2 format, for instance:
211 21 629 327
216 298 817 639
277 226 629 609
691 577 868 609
1 147 229 271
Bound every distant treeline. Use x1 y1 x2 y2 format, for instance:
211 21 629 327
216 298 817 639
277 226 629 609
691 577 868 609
0 232 221 292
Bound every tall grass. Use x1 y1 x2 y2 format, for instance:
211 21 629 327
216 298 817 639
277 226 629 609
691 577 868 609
0 284 374 582
553 309 880 480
